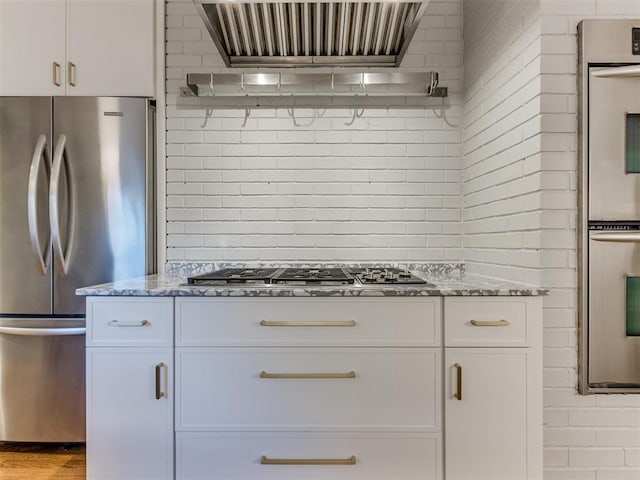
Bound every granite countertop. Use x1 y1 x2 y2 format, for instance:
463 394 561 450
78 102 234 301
76 263 548 297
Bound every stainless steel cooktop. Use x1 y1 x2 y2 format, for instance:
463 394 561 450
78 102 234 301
187 267 434 287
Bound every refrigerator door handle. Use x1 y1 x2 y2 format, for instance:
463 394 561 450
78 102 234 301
50 134 75 275
591 232 640 243
28 135 51 275
0 326 85 336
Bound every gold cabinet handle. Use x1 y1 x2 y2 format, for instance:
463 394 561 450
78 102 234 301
68 61 76 86
108 319 150 327
260 320 356 327
155 362 166 399
454 363 462 401
52 62 61 86
470 319 510 327
260 455 356 466
260 371 356 379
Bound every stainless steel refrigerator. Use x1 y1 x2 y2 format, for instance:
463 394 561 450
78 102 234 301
0 97 155 441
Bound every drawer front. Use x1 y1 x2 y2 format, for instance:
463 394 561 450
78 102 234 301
176 347 440 432
176 432 441 480
86 297 173 347
444 298 536 347
176 298 441 347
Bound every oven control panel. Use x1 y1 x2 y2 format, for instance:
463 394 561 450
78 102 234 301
589 222 640 231
633 27 640 55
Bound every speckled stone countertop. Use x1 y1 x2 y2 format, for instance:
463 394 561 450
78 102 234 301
76 262 548 297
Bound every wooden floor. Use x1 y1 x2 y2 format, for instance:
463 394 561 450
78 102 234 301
0 443 85 480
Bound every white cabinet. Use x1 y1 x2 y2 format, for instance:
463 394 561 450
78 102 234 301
84 294 543 480
0 0 66 96
87 348 173 480
0 0 155 96
443 297 542 480
86 297 174 480
174 297 443 480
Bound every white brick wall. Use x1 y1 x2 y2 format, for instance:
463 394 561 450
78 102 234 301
165 0 464 262
461 0 543 286
538 2 640 479
463 1 640 478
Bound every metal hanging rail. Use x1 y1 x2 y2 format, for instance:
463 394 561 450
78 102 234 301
183 71 448 97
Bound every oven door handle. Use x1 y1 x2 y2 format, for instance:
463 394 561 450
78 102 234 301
591 65 640 78
591 232 640 243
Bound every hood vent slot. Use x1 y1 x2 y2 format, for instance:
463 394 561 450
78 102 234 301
193 0 430 67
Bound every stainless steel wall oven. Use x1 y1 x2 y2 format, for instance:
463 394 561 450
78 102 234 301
579 20 640 393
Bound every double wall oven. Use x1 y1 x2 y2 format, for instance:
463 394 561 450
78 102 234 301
579 20 640 393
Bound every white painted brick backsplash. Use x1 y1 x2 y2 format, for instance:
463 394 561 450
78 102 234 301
569 448 626 467
166 0 464 261
544 471 596 480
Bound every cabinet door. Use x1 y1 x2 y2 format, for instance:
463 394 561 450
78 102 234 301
445 349 535 480
0 0 66 95
66 0 154 96
87 348 173 480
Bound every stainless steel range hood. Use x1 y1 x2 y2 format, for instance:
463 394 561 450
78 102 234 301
193 0 430 67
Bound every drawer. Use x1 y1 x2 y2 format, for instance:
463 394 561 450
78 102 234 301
86 297 173 347
176 432 441 480
444 297 540 347
176 298 441 347
176 347 440 432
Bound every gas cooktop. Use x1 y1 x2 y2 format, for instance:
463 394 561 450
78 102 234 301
186 267 434 287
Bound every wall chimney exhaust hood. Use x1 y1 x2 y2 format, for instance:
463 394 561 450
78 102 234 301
193 0 430 68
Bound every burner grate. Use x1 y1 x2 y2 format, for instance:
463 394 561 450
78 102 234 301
187 268 281 285
272 268 355 285
348 267 433 286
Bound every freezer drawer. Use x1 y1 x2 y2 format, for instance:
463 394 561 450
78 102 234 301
589 231 640 387
0 318 85 441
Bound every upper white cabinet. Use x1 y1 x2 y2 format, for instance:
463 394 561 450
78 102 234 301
0 0 66 96
66 0 154 96
0 0 155 96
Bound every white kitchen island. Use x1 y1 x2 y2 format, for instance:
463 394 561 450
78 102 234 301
79 263 546 480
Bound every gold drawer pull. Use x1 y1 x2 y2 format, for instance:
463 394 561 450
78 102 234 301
261 455 356 466
52 62 61 86
155 362 166 400
68 61 76 86
260 371 356 379
470 319 510 327
454 363 462 401
260 320 356 327
108 320 150 327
